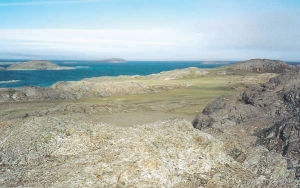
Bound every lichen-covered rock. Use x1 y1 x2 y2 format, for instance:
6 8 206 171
1 117 297 187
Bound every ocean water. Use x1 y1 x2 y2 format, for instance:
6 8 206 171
0 60 235 88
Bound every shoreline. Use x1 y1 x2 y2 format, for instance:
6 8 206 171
0 66 212 89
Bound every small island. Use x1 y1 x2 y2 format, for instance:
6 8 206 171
6 60 75 70
96 58 127 63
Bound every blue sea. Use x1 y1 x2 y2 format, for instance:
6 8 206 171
0 60 236 88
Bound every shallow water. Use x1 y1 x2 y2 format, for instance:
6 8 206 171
0 60 233 88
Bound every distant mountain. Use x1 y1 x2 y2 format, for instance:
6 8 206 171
6 60 75 70
96 58 127 63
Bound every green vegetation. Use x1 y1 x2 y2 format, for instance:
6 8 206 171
77 67 267 116
0 66 273 123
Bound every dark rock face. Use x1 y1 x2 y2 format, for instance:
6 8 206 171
193 70 300 168
232 58 294 73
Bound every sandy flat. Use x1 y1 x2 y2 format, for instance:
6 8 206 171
81 111 195 127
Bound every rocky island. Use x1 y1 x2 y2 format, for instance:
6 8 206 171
0 59 300 187
96 58 127 63
6 60 75 70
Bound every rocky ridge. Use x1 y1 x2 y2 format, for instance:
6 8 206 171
0 67 207 102
145 67 208 80
232 58 294 73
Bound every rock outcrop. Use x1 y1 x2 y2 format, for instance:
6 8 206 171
232 58 294 73
6 60 74 70
0 67 5 71
193 70 300 180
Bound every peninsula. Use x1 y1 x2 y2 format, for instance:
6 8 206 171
6 60 75 70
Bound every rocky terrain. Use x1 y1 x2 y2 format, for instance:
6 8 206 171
6 60 74 70
193 70 300 170
1 59 300 187
193 61 300 186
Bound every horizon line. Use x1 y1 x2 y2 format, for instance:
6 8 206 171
0 58 299 63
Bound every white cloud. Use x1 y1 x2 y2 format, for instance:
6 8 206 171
1 10 300 61
182 11 300 61
194 11 300 50
0 28 183 59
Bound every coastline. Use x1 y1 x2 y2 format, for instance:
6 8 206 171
0 61 223 88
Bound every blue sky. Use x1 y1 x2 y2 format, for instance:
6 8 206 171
0 0 300 61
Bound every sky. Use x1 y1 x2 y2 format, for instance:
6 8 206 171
0 0 300 61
